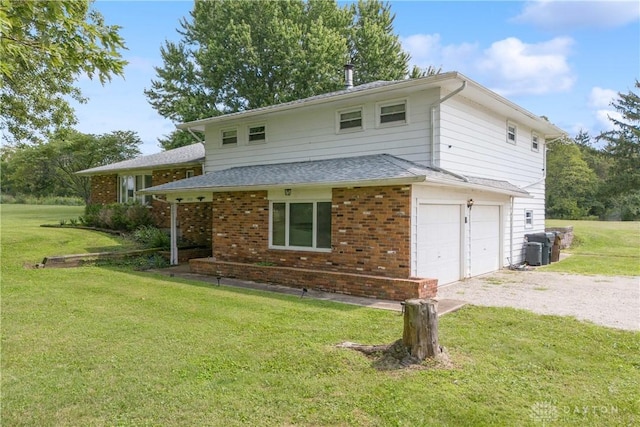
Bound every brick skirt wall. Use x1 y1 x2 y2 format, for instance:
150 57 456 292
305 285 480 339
190 258 437 301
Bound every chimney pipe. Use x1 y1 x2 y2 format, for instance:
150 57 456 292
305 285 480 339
344 64 354 89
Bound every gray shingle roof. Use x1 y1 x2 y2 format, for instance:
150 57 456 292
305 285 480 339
140 153 530 197
76 143 205 175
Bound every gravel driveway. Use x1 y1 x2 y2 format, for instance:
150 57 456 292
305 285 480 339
437 270 640 331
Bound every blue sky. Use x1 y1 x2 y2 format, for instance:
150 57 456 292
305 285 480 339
74 0 640 154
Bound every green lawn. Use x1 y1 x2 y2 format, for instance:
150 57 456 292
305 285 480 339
2 205 639 426
544 219 640 276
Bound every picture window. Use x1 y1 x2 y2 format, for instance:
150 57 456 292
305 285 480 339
271 201 331 250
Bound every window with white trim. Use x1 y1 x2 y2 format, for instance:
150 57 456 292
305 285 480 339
271 201 331 250
221 128 238 146
248 125 266 143
338 108 363 132
525 210 533 228
379 101 406 125
531 132 539 152
507 121 517 144
119 174 152 204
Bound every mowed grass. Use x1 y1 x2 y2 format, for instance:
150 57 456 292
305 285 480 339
545 219 640 276
2 205 639 426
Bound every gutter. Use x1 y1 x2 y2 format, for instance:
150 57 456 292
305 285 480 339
430 81 467 169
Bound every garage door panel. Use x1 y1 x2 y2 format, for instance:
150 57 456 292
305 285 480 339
417 204 461 285
470 205 500 276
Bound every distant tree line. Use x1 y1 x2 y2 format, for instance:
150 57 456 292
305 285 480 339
546 81 639 220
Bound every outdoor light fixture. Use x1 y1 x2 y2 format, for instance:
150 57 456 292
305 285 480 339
197 196 205 201
216 271 222 286
176 197 183 203
467 198 474 209
284 188 292 196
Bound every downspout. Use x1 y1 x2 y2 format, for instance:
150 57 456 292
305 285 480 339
430 81 467 168
509 196 514 267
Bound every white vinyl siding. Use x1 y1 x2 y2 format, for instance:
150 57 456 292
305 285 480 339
203 88 439 173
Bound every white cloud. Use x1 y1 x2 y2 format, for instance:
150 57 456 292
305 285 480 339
595 109 622 131
477 37 575 96
402 33 575 96
401 34 479 72
513 0 640 31
588 87 617 108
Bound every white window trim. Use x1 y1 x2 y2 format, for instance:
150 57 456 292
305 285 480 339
336 106 364 134
221 127 238 147
269 199 332 252
248 123 267 144
376 99 408 128
118 173 152 205
525 209 534 228
531 132 540 152
507 121 517 145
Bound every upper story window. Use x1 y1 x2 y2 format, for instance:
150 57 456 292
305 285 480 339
525 210 533 228
119 174 152 205
248 125 266 143
338 108 363 132
221 128 238 146
379 100 407 126
270 201 332 251
507 121 517 144
531 132 539 152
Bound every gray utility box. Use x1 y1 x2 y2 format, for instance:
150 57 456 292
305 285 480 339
525 242 543 266
525 232 555 265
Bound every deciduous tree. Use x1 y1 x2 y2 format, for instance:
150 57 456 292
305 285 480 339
146 0 415 149
0 0 127 143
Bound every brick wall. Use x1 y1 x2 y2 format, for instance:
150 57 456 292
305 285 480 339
190 259 437 302
89 174 118 205
151 166 211 247
211 186 412 279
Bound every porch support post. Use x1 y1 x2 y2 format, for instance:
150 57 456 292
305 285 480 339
170 202 178 265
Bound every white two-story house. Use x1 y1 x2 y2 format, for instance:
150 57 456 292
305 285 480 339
141 71 564 301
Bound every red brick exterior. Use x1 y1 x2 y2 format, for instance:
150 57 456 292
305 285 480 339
150 167 212 247
88 166 212 248
197 185 435 301
211 186 411 278
190 259 437 302
89 174 118 205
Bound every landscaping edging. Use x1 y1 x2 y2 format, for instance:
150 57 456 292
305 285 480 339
41 248 162 268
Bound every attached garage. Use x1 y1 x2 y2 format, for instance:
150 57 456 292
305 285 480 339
416 202 502 286
416 204 463 285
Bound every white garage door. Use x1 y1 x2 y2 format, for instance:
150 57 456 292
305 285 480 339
417 204 462 285
470 205 501 277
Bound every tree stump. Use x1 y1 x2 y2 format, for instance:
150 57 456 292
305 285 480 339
402 298 439 360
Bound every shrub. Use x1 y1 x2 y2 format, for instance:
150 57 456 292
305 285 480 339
132 225 170 249
83 203 155 231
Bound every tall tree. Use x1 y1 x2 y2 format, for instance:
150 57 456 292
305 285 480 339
546 137 599 219
3 129 141 202
146 0 414 150
0 0 127 143
597 80 640 198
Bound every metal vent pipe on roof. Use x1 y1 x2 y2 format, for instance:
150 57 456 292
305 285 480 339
344 64 354 89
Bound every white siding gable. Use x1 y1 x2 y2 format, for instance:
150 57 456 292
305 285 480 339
203 88 441 172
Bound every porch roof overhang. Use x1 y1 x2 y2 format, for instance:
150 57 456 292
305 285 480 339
138 154 530 199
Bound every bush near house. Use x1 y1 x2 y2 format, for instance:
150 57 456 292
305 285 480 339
82 202 154 231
